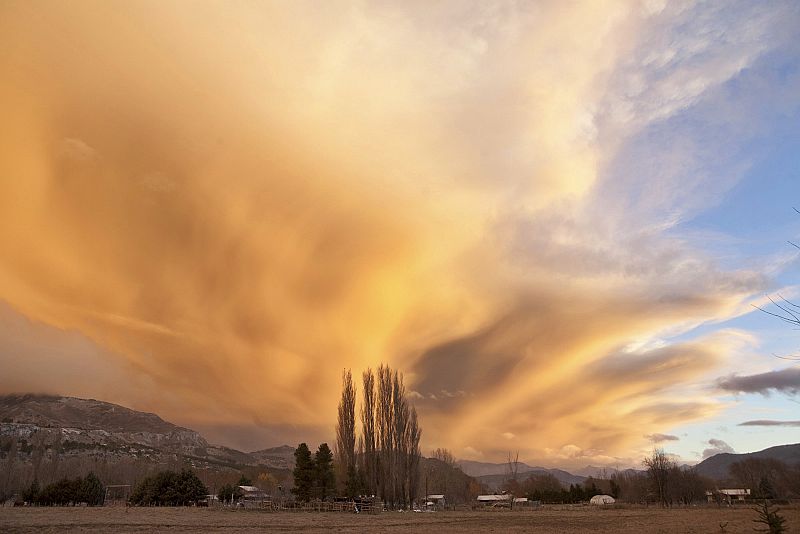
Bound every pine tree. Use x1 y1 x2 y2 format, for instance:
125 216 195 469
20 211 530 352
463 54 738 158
81 472 105 506
217 483 241 504
292 443 315 502
23 479 40 504
315 443 335 500
753 499 787 533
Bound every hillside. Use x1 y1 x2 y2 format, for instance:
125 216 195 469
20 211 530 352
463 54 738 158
249 445 296 469
0 394 207 451
694 443 800 480
458 459 586 489
0 394 293 487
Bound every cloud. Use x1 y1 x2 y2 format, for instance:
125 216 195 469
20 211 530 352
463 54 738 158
702 438 735 459
738 420 800 427
645 433 680 443
0 1 796 462
717 367 800 396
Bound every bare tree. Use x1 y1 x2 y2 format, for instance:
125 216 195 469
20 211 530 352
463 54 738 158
505 450 521 508
644 448 674 507
752 207 800 361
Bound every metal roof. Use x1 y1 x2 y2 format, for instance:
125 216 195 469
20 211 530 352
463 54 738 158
477 494 511 501
720 489 750 495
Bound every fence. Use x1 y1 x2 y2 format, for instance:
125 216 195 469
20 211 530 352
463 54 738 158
216 499 383 514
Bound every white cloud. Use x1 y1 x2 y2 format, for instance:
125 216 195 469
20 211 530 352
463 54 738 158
702 438 735 459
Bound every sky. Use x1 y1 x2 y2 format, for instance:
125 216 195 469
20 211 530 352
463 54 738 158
1 0 799 470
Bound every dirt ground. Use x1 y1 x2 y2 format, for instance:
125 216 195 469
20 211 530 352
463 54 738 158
1 504 799 533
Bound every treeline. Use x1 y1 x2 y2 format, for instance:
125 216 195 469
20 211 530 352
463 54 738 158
292 443 335 502
614 451 800 506
336 365 422 509
129 468 208 506
21 473 104 506
504 472 604 504
728 457 800 499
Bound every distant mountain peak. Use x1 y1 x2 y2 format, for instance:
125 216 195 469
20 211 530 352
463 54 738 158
694 442 800 480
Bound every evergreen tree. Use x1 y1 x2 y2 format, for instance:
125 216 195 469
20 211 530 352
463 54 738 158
129 469 207 506
292 443 315 502
176 469 208 504
81 472 105 506
23 479 39 504
315 443 335 500
753 499 787 534
217 483 242 504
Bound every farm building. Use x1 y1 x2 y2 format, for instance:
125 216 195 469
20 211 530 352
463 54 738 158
513 497 540 508
589 495 615 505
238 485 269 507
477 494 511 507
425 494 446 510
706 489 750 503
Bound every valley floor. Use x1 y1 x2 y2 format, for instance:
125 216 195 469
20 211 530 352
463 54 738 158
1 504 799 533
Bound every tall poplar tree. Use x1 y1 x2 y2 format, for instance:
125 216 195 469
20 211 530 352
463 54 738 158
335 369 357 496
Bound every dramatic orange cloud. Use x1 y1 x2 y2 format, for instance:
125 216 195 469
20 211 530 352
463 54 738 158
0 1 786 463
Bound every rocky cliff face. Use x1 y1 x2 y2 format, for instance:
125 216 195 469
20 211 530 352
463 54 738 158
0 394 290 472
0 394 208 455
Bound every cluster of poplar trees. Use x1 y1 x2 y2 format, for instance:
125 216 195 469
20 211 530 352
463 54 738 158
335 364 422 509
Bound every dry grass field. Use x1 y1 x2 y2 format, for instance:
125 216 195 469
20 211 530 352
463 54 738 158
1 504 799 533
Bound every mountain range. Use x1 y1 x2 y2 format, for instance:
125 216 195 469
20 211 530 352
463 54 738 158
2 393 797 490
457 460 587 489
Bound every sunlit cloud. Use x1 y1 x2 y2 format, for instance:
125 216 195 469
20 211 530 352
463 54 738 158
702 438 735 459
646 433 680 443
0 0 798 461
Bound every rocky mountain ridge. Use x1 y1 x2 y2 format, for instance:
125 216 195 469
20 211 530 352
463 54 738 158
0 394 291 472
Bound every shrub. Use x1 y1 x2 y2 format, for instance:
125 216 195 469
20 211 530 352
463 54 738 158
129 468 208 506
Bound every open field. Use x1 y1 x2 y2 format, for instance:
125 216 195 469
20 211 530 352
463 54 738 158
1 505 799 533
